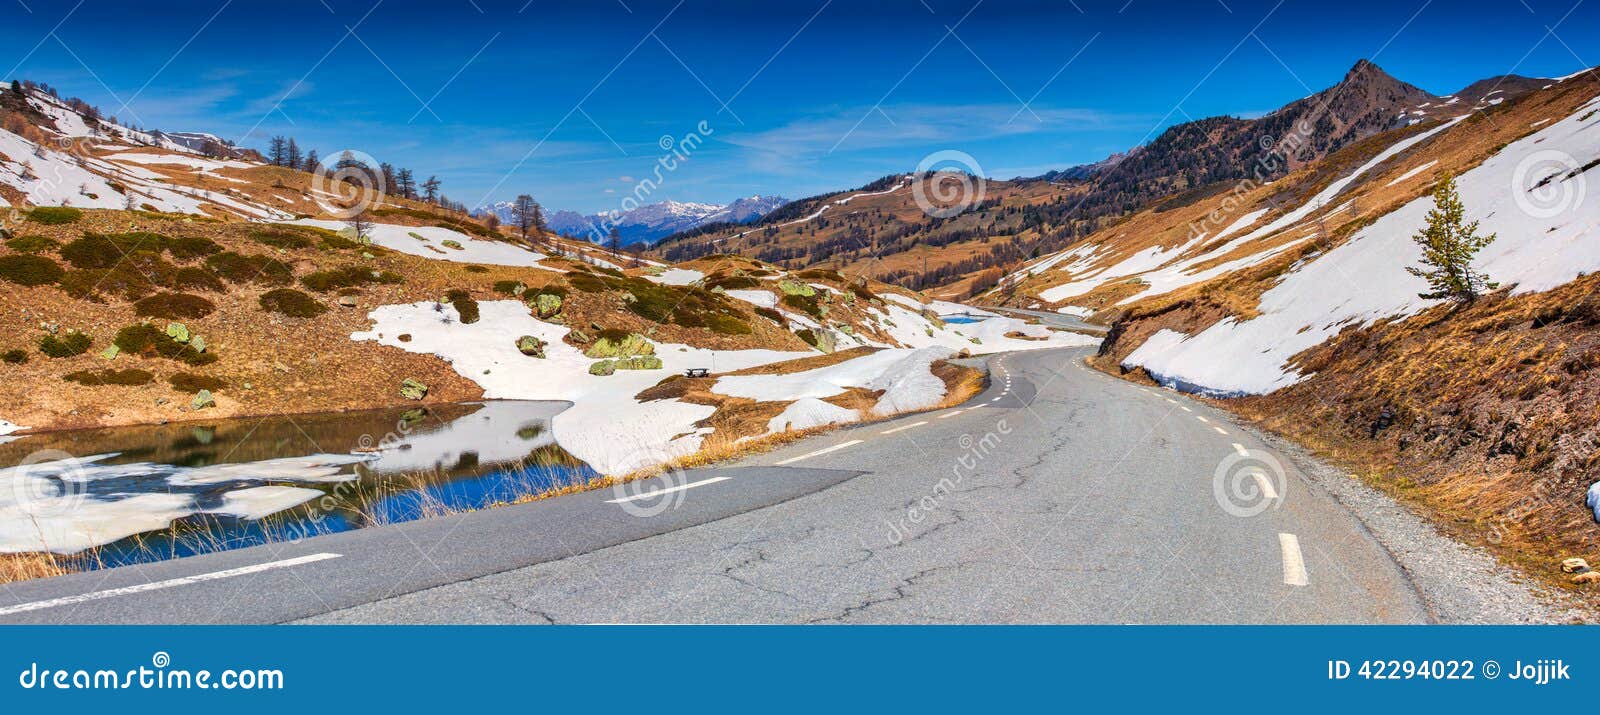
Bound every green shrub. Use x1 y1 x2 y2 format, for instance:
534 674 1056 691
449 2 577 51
445 289 480 324
464 265 489 273
38 331 92 358
250 229 313 250
319 233 361 250
301 266 403 292
61 234 128 269
795 268 844 282
259 288 328 318
704 274 761 291
164 235 222 260
205 252 292 285
63 368 154 386
492 280 525 295
704 313 752 335
172 266 223 292
2 349 28 364
168 372 227 392
59 263 162 302
112 324 217 365
5 235 60 253
781 292 825 319
0 254 65 286
753 307 786 325
133 292 216 319
27 207 82 225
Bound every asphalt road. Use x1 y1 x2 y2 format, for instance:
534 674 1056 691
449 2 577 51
1 314 1430 623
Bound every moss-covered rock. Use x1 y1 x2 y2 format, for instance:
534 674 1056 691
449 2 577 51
191 389 216 410
778 279 815 297
615 355 663 370
165 322 191 344
441 240 464 250
400 378 428 400
516 335 547 358
584 332 654 358
587 359 616 376
533 292 563 319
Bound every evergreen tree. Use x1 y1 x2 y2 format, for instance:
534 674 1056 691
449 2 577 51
304 149 320 172
1406 174 1498 303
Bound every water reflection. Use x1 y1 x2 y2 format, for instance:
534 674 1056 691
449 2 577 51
0 401 596 568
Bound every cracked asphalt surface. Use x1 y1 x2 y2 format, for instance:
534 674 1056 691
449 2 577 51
299 343 1432 624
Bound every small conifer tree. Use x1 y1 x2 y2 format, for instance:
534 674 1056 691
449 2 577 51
1406 174 1497 303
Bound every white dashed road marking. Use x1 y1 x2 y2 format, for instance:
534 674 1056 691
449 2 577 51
1212 426 1229 436
775 440 865 465
1231 443 1250 457
1279 533 1310 586
606 476 731 504
881 421 928 435
0 553 343 616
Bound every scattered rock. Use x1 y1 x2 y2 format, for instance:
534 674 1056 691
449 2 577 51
190 335 207 353
400 378 428 400
99 345 119 361
568 329 591 344
1561 558 1591 574
441 240 464 250
166 322 190 343
588 359 616 376
616 355 663 370
533 293 562 319
1573 571 1600 585
584 332 655 358
337 295 359 308
191 390 215 410
516 335 547 358
273 361 290 373
796 328 836 353
778 279 815 297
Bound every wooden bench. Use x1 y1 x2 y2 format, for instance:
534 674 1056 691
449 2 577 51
684 368 711 378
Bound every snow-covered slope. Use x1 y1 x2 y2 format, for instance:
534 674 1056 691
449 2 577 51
1123 92 1600 395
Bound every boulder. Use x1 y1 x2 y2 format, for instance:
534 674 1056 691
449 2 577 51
588 359 616 376
191 389 215 410
567 328 591 344
516 335 547 358
616 355 663 370
533 293 563 319
400 378 428 400
99 345 119 361
441 240 464 250
584 332 655 358
1561 558 1591 574
778 279 815 297
166 322 190 343
337 295 359 308
190 335 207 353
1573 571 1600 585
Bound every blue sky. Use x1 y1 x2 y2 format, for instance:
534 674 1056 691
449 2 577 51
4 0 1598 213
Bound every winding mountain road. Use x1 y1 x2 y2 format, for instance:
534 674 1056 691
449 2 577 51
0 318 1430 624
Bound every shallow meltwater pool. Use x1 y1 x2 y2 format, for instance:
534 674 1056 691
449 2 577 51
940 315 984 324
0 401 598 569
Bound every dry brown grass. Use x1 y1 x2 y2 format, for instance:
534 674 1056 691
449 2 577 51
0 552 69 584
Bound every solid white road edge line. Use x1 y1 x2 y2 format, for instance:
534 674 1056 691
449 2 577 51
775 440 865 466
881 421 929 435
1232 443 1250 457
606 476 731 504
0 553 343 617
1278 533 1310 587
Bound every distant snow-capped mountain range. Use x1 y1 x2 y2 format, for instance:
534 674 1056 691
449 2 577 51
478 195 788 245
